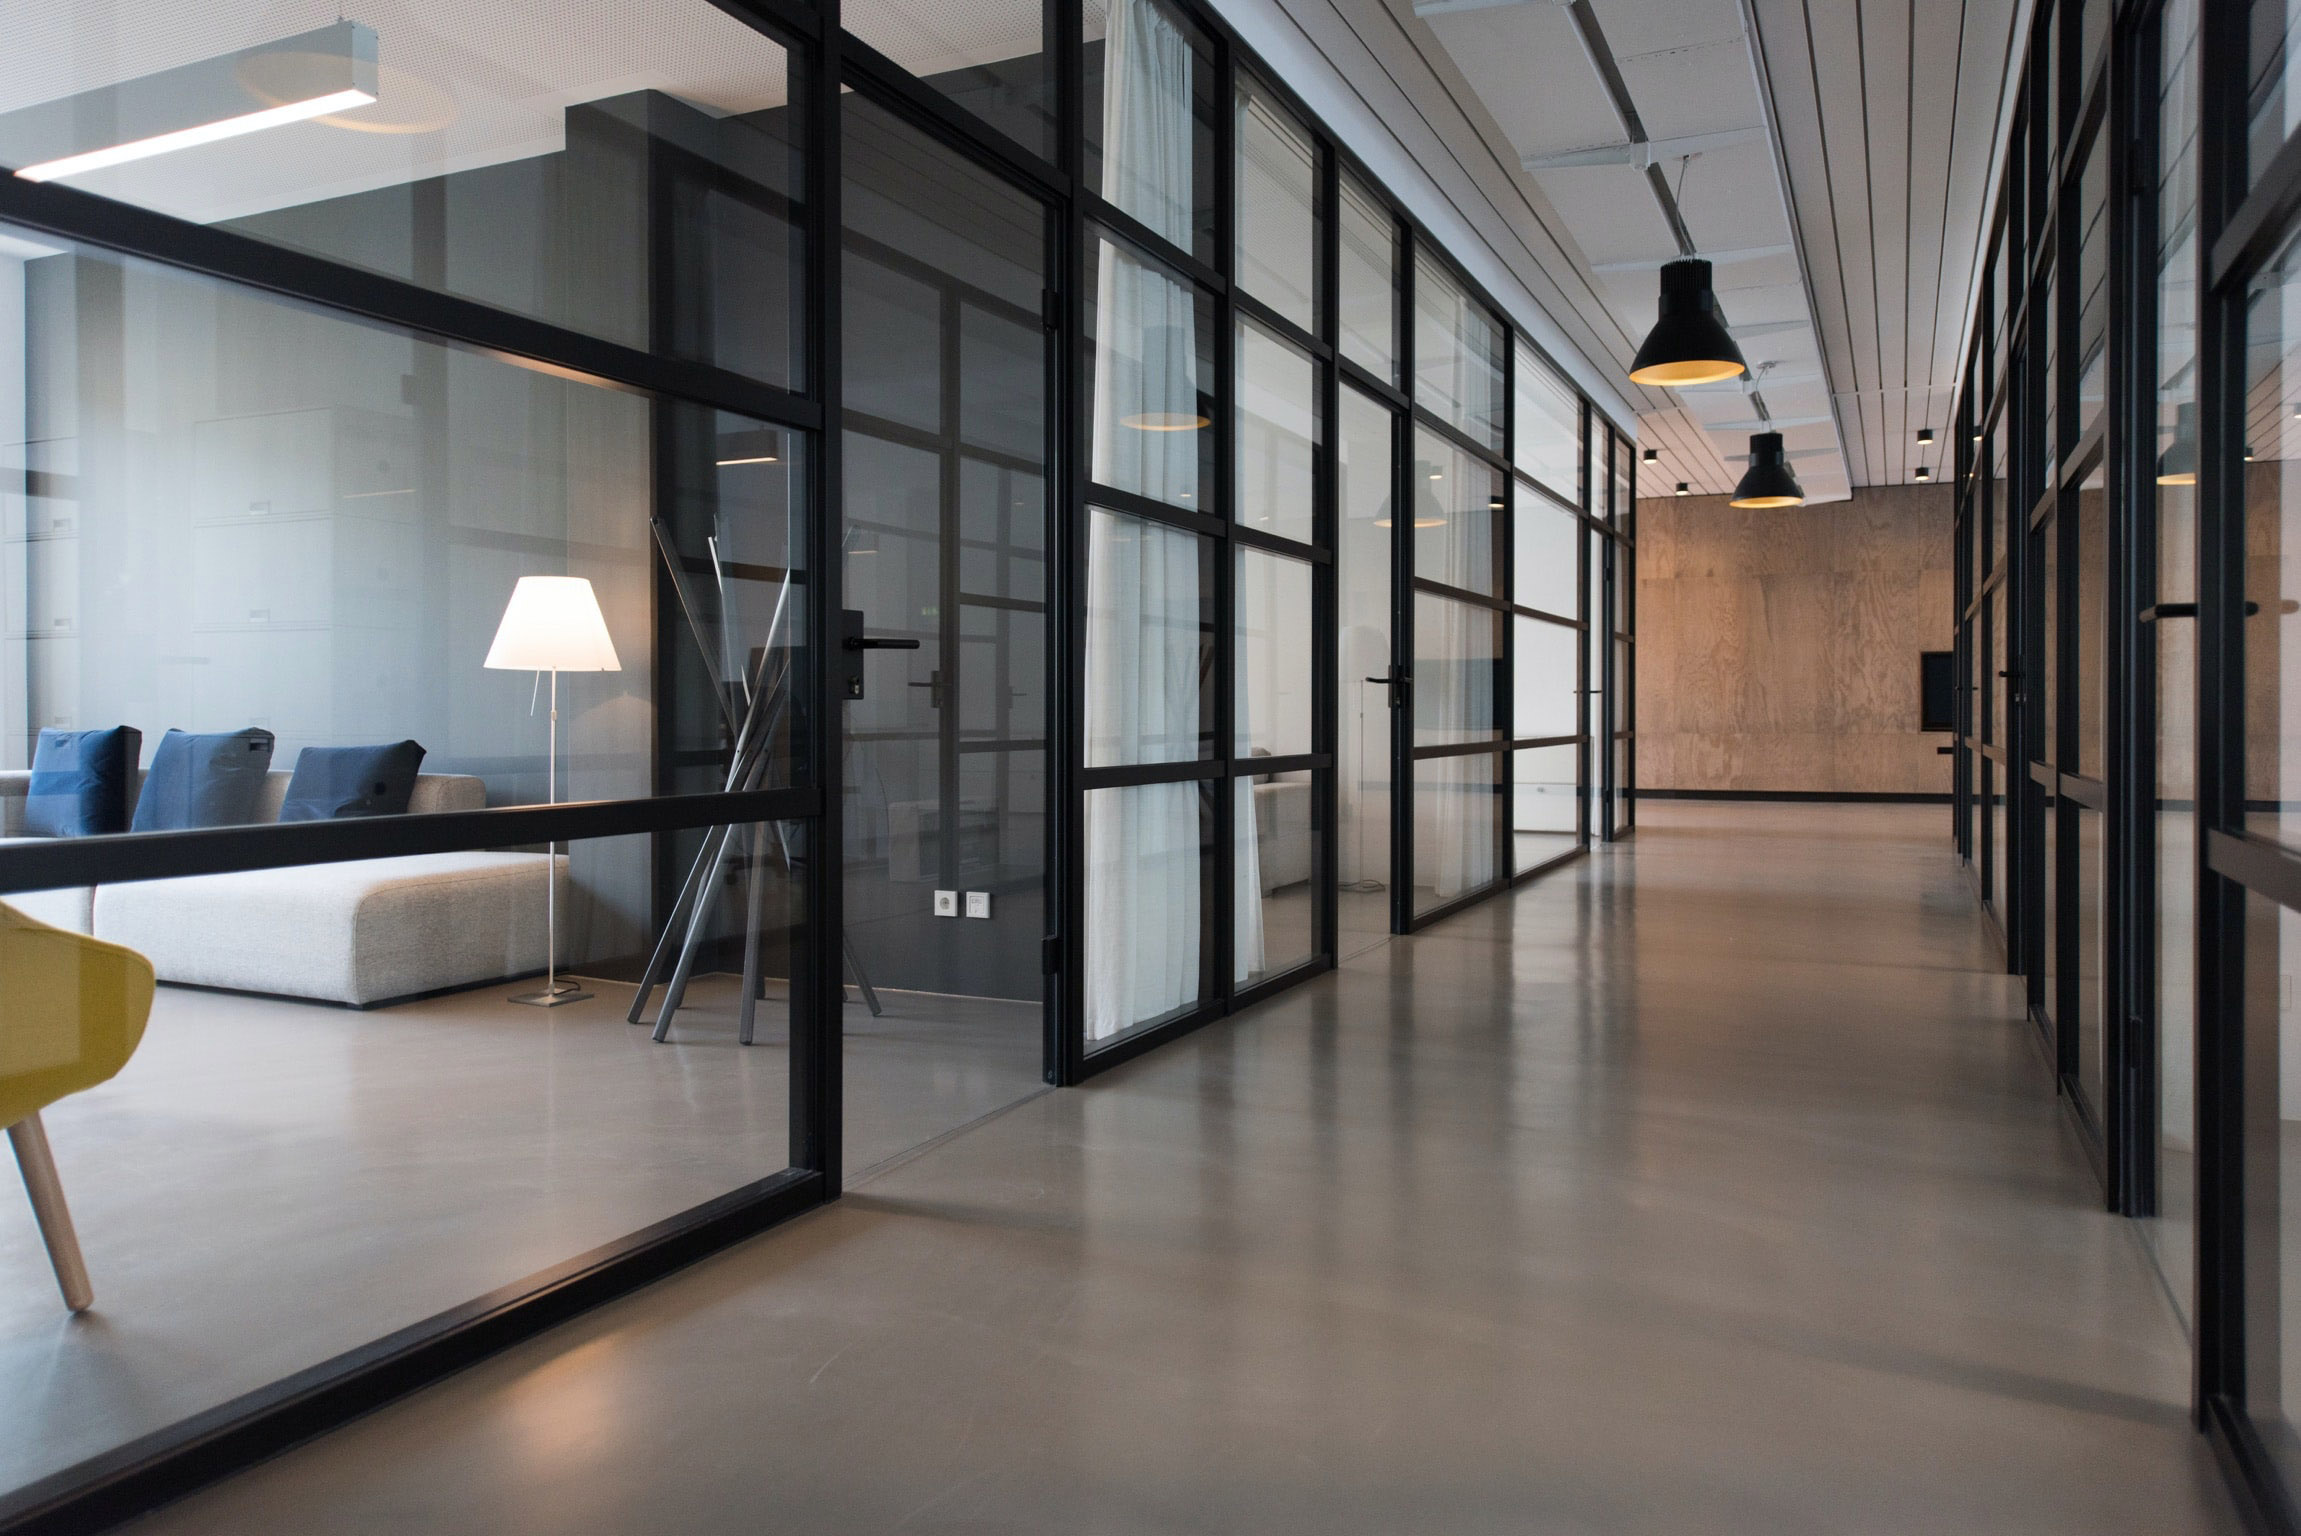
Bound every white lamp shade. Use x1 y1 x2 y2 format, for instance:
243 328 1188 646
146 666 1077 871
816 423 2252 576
484 576 623 672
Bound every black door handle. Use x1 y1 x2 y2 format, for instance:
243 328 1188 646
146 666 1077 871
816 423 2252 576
845 636 922 651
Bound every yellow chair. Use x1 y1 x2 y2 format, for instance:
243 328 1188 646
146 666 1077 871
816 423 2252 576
1 900 154 1312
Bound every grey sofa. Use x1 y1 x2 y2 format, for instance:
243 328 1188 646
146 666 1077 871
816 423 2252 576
0 769 563 1007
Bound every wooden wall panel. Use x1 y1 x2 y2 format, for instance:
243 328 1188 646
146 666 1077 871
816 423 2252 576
1635 483 1955 795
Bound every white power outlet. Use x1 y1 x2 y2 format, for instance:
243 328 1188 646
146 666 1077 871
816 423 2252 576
964 891 992 919
933 890 959 917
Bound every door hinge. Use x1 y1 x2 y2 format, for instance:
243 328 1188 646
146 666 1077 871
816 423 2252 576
1042 934 1061 974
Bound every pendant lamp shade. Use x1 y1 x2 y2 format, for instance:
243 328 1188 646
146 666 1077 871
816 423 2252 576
2157 400 2197 486
1729 432 1804 508
1628 259 1748 387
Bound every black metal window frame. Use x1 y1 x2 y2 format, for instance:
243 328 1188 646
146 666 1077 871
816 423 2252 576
0 0 1639 1523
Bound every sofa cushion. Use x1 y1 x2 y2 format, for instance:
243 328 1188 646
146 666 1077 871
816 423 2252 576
24 726 141 838
131 729 277 832
280 741 427 822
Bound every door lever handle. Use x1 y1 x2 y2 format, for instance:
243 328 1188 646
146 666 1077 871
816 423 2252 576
845 636 921 651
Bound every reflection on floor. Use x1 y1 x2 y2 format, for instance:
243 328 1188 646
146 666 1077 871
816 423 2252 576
0 971 1038 1495
124 804 2235 1534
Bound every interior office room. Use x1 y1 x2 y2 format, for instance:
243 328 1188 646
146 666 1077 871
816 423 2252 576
0 0 2285 1530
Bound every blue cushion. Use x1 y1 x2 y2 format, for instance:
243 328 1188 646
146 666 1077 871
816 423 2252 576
23 727 141 837
130 729 276 832
278 741 426 822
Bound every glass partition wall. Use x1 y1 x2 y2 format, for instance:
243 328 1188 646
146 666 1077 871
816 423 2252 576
0 0 1634 1521
1947 0 2301 1523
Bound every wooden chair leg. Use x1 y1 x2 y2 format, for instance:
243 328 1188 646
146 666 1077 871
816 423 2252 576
8 1112 92 1312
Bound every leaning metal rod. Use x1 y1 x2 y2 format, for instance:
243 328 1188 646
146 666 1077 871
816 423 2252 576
627 519 787 1022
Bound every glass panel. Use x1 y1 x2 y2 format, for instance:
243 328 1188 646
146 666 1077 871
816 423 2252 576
1236 770 1317 985
1338 388 1393 957
2245 223 2301 849
2147 0 2200 1327
2077 465 2106 780
0 6 803 388
1087 233 1215 510
0 823 798 1491
1085 507 1212 765
2076 140 2108 436
1415 597 1500 748
1083 0 1216 264
0 226 806 802
1236 547 1313 758
1990 585 2007 748
2080 0 2107 81
1412 247 1504 452
2043 512 2059 766
1609 433 1631 526
2249 0 2301 189
2076 807 2106 1118
839 94 1048 1176
2239 889 2301 1492
1514 479 1578 620
1513 616 1577 741
1235 83 1317 333
1413 751 1496 913
1514 347 1578 503
1414 426 1502 596
2042 788 2059 1027
1339 173 1397 383
845 0 1053 158
1236 318 1319 545
1512 743 1576 870
1084 779 1213 1045
2042 266 2058 462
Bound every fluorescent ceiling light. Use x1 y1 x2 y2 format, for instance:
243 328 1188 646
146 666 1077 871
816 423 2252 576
5 23 377 184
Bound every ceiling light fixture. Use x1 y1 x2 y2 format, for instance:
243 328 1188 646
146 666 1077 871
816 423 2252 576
1641 447 1659 465
1674 482 1689 496
1916 427 1935 445
5 23 379 183
1914 465 1932 481
1729 431 1804 508
1627 259 1748 387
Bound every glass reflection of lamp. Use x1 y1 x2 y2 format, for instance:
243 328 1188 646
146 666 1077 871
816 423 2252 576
2158 401 2197 486
1120 322 1210 431
486 576 622 1007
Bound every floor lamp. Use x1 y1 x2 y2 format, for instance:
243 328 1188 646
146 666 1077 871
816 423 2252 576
486 576 622 1007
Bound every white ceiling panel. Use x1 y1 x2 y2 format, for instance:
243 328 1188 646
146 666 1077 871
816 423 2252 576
1355 0 2021 499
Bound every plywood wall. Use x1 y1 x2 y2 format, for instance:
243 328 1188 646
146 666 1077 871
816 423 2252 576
1635 482 1955 795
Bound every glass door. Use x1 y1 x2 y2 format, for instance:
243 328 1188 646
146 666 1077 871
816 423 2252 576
838 94 1055 1174
1338 383 1397 956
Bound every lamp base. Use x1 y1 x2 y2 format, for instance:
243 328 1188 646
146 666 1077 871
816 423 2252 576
509 979 592 1008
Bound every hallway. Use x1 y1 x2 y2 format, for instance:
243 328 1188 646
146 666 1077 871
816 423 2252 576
126 804 2234 1533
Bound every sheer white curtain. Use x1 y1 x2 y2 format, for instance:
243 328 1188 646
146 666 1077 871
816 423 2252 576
1099 0 1193 246
1086 511 1203 1038
1084 0 1222 1038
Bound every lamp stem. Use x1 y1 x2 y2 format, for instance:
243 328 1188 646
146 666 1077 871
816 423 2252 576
546 666 558 994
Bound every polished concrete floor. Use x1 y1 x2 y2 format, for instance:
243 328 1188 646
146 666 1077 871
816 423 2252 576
0 974 1040 1493
119 804 2234 1533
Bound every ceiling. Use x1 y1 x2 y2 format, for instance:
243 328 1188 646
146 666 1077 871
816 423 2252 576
1387 0 2025 500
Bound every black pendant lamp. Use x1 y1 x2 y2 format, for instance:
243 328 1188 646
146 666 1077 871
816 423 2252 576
2157 400 2197 486
1628 259 1748 387
1729 431 1804 508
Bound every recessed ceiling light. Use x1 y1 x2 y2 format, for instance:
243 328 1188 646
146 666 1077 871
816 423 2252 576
10 23 379 184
